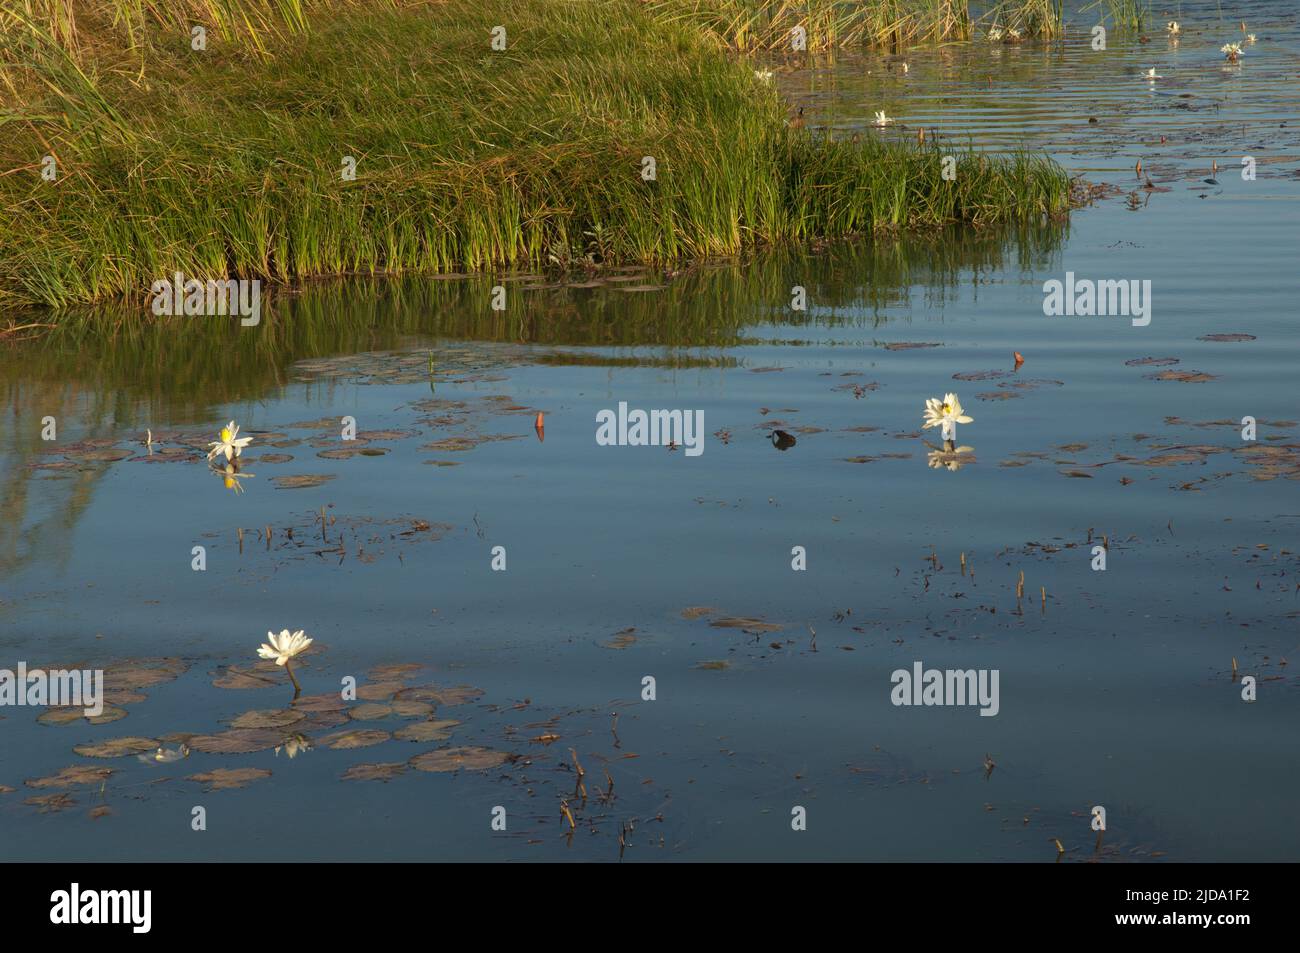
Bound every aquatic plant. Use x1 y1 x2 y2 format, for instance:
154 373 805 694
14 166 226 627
206 421 253 463
258 629 312 695
0 0 1071 314
922 392 973 442
1221 43 1243 62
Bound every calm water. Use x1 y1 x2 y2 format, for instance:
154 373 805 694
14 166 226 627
3 4 1298 861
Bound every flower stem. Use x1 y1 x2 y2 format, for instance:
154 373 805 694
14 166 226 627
285 660 302 700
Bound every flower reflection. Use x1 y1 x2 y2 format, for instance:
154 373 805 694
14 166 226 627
926 442 976 472
211 461 254 493
275 734 312 759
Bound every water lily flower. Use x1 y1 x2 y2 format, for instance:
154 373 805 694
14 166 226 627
1246 34 1256 44
207 420 253 463
922 392 974 442
1167 21 1179 35
987 26 1004 42
1221 43 1243 62
1143 68 1162 79
258 629 313 665
1006 27 1022 41
259 629 312 698
872 110 893 127
754 69 774 83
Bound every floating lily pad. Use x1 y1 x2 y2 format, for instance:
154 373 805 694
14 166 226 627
1198 333 1255 342
695 660 731 671
882 342 941 350
348 703 394 721
394 685 483 707
26 765 115 789
73 737 158 759
186 768 272 791
368 663 424 680
356 681 406 701
1147 370 1217 383
188 728 290 754
394 719 460 742
681 607 720 620
709 616 783 633
105 658 188 691
390 700 434 718
257 453 294 464
976 391 1019 401
357 430 419 441
272 474 337 489
319 729 391 750
1125 356 1180 366
291 693 350 712
342 762 407 782
212 666 279 690
36 707 90 727
229 709 306 730
952 370 1010 381
409 746 508 772
25 793 76 812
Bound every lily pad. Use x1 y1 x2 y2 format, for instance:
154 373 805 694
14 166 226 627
186 768 272 791
409 746 509 773
356 681 406 701
272 474 337 489
390 700 434 718
342 762 408 782
347 703 394 721
73 737 158 759
709 616 783 633
291 693 350 713
25 793 77 812
394 685 483 707
1125 356 1180 366
1198 333 1255 342
26 766 115 789
319 729 391 750
188 728 291 754
1147 370 1217 383
394 719 460 742
229 709 306 730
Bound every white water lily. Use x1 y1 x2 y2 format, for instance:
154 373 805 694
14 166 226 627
1143 68 1162 79
258 629 313 665
872 110 892 127
922 392 974 442
754 69 774 83
987 26 1004 42
206 420 253 462
1246 34 1256 44
1221 43 1243 61
1167 21 1180 35
900 62 909 74
1006 27 1022 41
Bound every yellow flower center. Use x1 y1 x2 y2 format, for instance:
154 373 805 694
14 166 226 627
220 427 232 442
942 403 952 414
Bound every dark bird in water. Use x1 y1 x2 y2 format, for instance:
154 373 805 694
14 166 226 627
789 107 805 131
769 430 797 451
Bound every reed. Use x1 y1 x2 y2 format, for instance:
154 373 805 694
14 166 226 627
1 0 1070 314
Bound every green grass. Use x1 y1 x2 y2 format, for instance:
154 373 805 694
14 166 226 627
0 0 1071 314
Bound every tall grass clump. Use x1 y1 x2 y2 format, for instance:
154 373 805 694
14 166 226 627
0 0 1070 312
